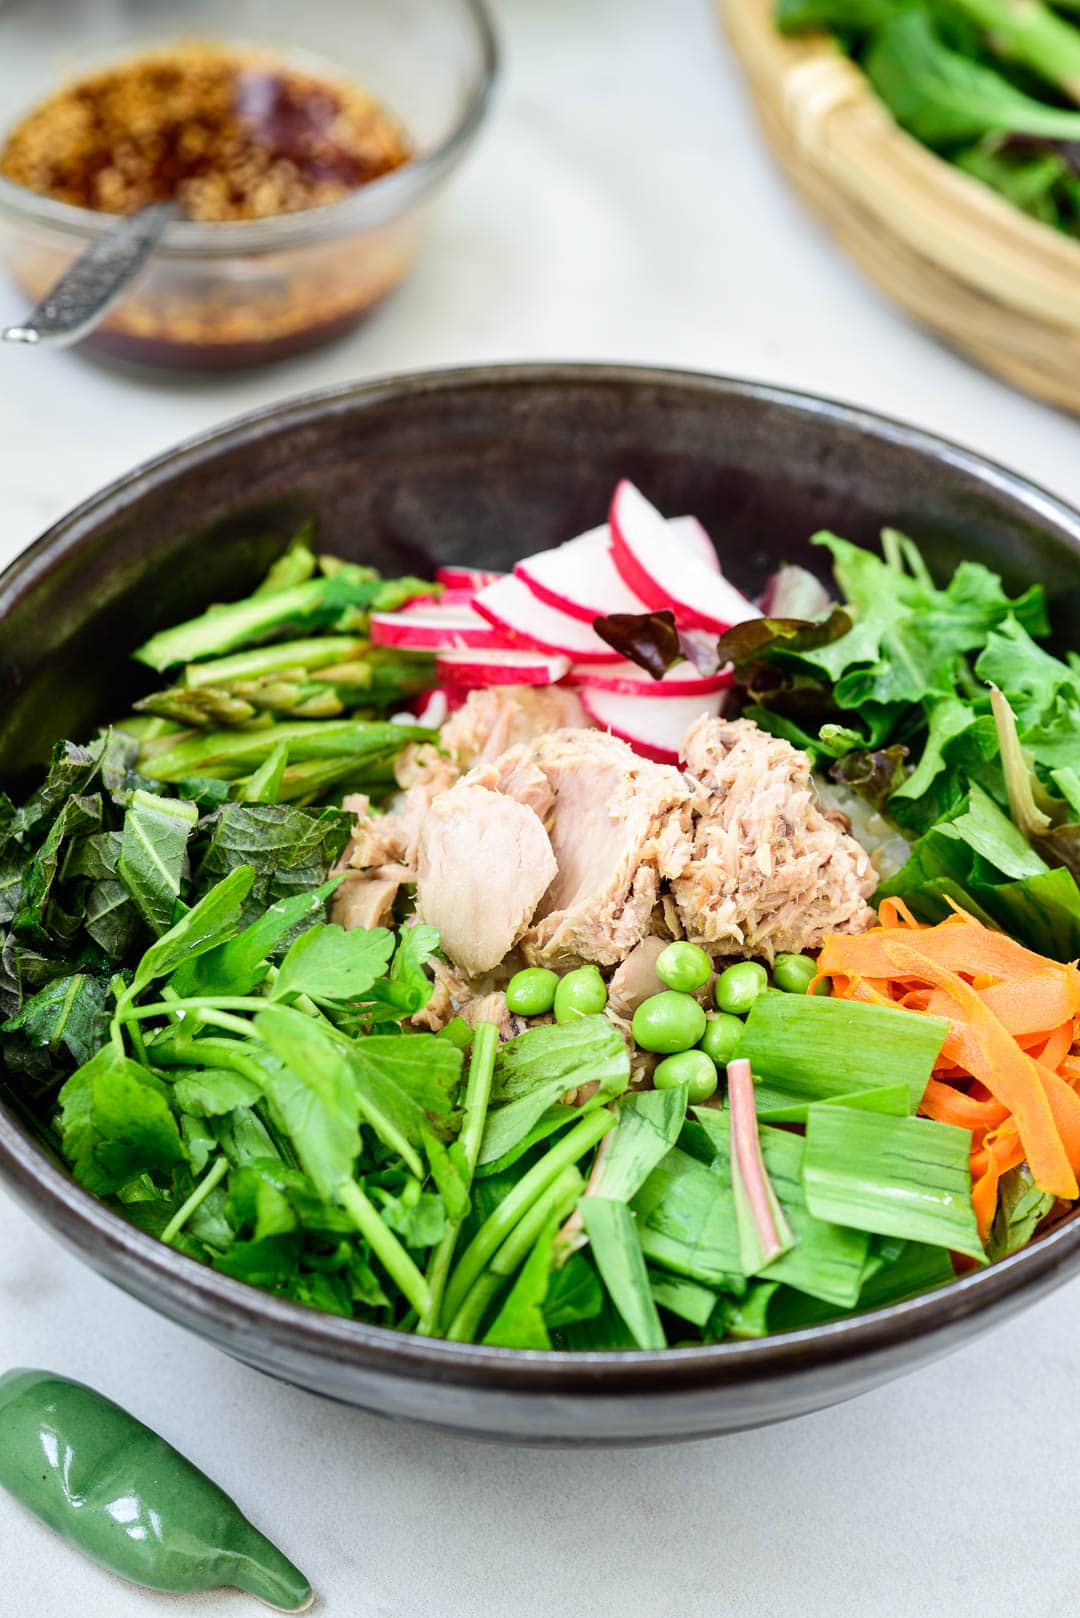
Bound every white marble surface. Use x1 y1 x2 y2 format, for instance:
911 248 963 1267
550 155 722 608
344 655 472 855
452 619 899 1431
2 0 1079 1613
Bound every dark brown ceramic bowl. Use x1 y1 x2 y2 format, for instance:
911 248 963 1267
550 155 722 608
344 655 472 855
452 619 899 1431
2 365 1080 1445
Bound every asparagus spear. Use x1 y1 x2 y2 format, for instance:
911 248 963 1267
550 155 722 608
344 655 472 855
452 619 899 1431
138 718 434 783
183 637 366 688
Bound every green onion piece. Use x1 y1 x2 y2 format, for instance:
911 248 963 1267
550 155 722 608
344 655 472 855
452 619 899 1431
631 1147 744 1286
695 1107 869 1307
588 1087 688 1203
580 1198 666 1350
736 994 947 1118
803 1104 984 1260
648 1270 719 1328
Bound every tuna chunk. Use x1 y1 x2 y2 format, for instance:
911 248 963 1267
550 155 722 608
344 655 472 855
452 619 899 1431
606 935 669 1021
330 870 405 932
439 685 589 767
521 730 694 969
672 716 876 959
347 686 587 883
416 782 557 976
459 747 555 826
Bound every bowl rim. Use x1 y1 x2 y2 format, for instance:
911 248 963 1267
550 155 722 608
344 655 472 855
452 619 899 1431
0 0 499 257
3 358 1080 1390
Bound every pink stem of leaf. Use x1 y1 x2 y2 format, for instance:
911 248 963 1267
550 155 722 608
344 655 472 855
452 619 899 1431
728 1057 786 1267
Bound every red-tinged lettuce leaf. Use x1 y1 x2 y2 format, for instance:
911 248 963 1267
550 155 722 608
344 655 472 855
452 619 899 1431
1000 132 1080 178
828 744 910 812
593 609 681 677
714 607 852 668
592 610 726 679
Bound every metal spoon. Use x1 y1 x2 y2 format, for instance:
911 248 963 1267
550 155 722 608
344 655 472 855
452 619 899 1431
2 201 177 349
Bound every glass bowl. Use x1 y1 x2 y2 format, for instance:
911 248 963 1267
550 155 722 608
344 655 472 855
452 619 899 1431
0 0 497 370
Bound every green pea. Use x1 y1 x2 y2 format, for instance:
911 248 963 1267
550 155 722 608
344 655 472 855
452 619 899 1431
653 1048 719 1103
554 965 608 1023
0 1369 312 1608
698 1011 743 1066
655 941 712 993
715 960 769 1015
632 990 707 1054
773 953 820 995
506 967 559 1016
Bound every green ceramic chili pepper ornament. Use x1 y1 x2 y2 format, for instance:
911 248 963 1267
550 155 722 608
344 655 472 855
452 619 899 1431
0 1369 313 1610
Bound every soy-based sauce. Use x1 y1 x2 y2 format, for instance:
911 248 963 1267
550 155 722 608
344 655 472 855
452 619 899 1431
0 43 411 222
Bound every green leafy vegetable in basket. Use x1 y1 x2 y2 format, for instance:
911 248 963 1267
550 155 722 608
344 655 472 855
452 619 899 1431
775 0 1080 239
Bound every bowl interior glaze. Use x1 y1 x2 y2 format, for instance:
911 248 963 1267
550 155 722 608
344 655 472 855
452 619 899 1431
2 365 1080 1443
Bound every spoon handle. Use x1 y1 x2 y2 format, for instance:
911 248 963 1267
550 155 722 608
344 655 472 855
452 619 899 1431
2 202 177 349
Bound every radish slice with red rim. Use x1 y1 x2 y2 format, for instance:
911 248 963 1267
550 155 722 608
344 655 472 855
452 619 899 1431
370 605 517 652
435 648 572 686
434 566 504 593
473 574 621 662
667 515 721 574
514 525 648 623
570 659 733 696
609 481 760 634
580 685 726 763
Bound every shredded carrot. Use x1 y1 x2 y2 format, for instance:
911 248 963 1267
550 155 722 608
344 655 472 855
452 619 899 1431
819 910 1080 1235
877 896 925 930
817 920 1080 993
883 940 1077 1199
971 1126 1025 1241
1034 1022 1077 1072
921 1078 1008 1131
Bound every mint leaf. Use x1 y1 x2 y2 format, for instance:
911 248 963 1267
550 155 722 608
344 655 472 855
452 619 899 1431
118 789 198 935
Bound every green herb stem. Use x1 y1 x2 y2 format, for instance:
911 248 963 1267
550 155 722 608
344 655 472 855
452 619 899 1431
490 1165 584 1277
337 1179 431 1319
440 1108 615 1331
418 1022 498 1337
160 1154 229 1245
444 1164 584 1342
121 996 270 1021
445 1274 504 1344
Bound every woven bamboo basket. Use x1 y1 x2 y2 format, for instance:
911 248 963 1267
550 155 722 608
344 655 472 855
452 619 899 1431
718 0 1080 414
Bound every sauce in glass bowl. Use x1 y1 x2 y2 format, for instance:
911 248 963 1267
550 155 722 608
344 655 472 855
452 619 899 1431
0 43 412 221
0 42 420 369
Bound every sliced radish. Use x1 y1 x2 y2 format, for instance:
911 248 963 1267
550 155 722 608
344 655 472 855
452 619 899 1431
435 648 572 687
435 566 503 593
609 481 760 634
580 686 726 764
668 515 721 574
515 524 650 624
413 688 450 726
473 574 621 663
404 589 478 611
570 658 733 697
370 604 517 653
